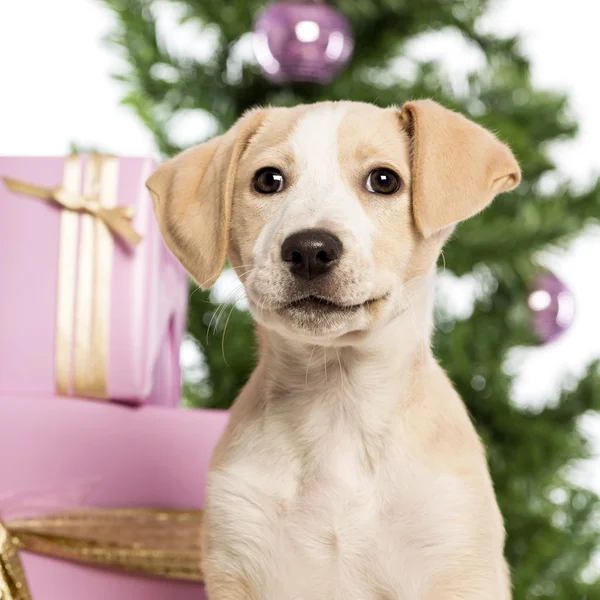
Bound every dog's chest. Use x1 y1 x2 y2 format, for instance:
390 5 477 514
208 420 468 600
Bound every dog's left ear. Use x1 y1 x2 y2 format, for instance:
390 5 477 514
146 109 266 288
400 100 521 238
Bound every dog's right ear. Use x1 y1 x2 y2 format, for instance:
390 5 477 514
147 109 266 288
399 100 520 238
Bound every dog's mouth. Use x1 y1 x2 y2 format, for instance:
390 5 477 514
279 294 385 315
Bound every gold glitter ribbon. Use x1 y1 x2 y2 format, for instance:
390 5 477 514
2 156 143 399
0 509 204 600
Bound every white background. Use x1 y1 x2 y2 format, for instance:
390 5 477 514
1 0 599 474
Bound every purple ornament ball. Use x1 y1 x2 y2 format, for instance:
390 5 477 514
528 271 575 344
253 1 354 84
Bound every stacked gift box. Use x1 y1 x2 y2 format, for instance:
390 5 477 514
0 154 227 599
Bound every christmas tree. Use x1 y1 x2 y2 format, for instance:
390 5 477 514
101 0 600 596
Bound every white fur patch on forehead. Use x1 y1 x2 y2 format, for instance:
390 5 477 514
278 103 374 247
289 104 349 180
250 102 375 273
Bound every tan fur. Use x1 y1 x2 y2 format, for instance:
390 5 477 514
146 108 268 288
149 100 519 600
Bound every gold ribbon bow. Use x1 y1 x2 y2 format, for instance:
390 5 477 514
0 508 204 600
2 177 142 247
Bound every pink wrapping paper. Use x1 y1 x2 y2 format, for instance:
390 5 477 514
0 394 229 599
0 156 188 405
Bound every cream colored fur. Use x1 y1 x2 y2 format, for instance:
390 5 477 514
147 100 521 600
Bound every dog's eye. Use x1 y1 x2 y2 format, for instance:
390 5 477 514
366 168 401 195
254 168 285 194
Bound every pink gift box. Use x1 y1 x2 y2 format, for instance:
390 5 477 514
0 394 229 599
0 155 188 405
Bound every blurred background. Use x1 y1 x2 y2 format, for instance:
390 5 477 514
2 0 600 597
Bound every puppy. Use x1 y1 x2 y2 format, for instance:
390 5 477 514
148 100 520 600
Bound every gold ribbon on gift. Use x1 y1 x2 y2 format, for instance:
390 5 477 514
1 177 142 248
2 155 143 399
0 508 204 600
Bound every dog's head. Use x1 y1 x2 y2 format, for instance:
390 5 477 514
148 101 520 344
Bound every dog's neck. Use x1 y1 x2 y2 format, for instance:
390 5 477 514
255 274 436 442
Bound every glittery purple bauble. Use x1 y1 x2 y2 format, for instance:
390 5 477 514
253 2 353 84
528 272 575 344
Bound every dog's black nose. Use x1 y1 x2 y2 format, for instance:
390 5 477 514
281 229 343 281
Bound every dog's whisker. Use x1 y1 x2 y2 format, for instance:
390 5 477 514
213 288 246 330
211 301 244 340
207 302 224 344
206 285 246 342
234 269 257 286
208 289 239 334
234 265 256 274
228 266 256 281
439 250 447 273
233 267 258 281
190 284 202 300
221 302 238 367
